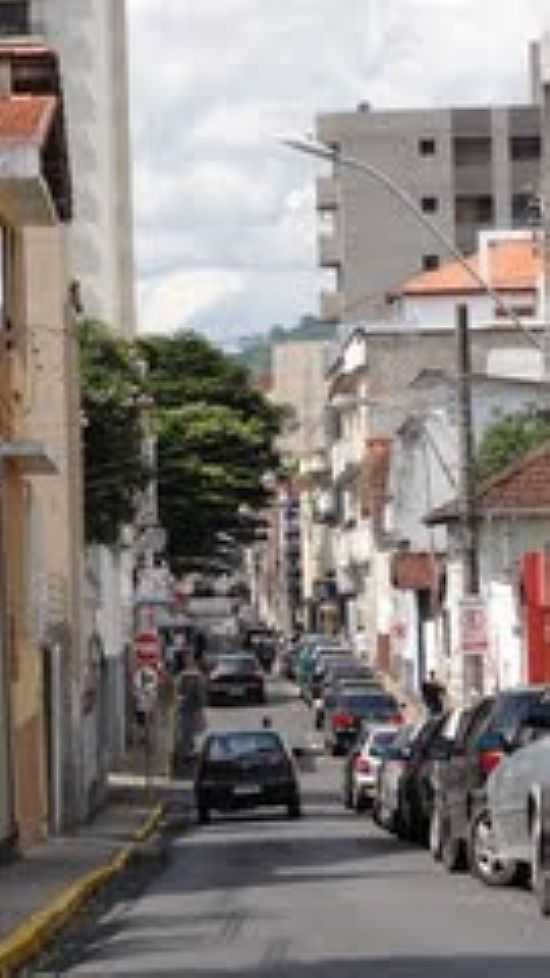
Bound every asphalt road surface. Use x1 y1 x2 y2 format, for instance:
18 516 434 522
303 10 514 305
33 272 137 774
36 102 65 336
65 676 550 977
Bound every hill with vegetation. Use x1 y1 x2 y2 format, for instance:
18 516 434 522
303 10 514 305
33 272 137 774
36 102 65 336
234 316 337 378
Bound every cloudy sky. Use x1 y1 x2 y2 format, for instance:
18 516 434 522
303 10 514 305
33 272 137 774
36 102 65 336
127 0 550 346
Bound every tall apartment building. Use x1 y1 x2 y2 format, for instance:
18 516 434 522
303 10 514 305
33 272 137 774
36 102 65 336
316 42 543 325
0 0 136 337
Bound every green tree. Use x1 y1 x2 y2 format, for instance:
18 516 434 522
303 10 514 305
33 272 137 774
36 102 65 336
80 320 149 545
476 408 550 480
137 330 283 571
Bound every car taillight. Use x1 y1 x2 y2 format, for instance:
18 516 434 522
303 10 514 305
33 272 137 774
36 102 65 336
354 756 371 773
332 712 355 729
479 749 503 776
389 713 404 725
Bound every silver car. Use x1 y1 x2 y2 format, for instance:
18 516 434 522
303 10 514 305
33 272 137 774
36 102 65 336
471 730 550 913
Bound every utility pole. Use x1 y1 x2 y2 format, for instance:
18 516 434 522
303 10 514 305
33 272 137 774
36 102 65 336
456 303 484 699
456 304 479 596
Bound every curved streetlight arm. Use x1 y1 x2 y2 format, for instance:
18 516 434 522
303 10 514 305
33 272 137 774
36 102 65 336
282 137 543 353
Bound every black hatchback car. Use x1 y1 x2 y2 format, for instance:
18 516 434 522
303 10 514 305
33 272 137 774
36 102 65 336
434 686 550 873
208 654 265 705
195 729 301 823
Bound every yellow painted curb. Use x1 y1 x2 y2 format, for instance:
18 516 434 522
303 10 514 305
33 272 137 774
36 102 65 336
0 803 164 978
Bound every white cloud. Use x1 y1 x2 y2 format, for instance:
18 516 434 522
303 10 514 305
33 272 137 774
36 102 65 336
128 0 550 337
138 268 246 335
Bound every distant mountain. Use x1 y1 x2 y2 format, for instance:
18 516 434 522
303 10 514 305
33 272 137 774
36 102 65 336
233 316 337 377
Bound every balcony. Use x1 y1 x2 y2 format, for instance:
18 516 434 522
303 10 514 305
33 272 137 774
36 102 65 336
316 175 338 210
318 231 341 268
320 290 344 323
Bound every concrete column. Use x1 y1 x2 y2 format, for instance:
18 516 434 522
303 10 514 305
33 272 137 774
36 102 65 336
491 108 512 229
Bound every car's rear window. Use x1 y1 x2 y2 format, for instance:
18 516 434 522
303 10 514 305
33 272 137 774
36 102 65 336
206 732 285 761
488 690 550 740
216 656 257 673
338 692 397 713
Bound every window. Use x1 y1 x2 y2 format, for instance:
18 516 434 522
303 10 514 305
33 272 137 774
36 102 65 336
421 196 438 213
512 192 540 227
510 136 541 161
422 254 440 271
494 304 535 319
0 1 29 35
419 138 436 156
455 195 494 225
453 137 491 166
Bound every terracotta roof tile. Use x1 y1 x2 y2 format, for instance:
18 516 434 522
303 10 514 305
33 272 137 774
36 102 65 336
426 439 550 524
0 95 56 143
401 239 538 296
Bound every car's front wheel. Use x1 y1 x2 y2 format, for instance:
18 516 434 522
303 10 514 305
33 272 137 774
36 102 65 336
531 802 550 915
469 809 517 887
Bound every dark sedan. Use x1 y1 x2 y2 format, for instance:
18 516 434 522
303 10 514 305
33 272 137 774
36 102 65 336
323 687 403 755
374 716 448 842
195 729 301 822
208 654 265 706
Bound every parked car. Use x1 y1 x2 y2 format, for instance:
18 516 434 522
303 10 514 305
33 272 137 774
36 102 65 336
245 629 278 673
208 654 266 705
467 703 550 897
427 707 474 859
373 715 448 840
302 647 353 705
279 638 302 679
314 668 382 729
296 637 348 698
433 686 550 874
323 687 403 756
342 724 399 811
195 728 301 823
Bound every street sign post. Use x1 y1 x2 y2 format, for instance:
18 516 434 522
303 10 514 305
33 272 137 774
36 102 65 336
459 597 489 655
133 664 159 709
133 665 159 803
134 630 162 670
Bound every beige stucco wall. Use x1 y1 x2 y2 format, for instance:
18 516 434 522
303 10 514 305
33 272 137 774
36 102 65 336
6 224 85 842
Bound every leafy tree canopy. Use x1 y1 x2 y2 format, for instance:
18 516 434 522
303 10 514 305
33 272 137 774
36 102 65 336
137 330 283 572
80 320 149 546
476 408 550 481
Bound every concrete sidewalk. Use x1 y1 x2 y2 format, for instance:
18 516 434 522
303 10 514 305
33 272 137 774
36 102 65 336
0 698 191 977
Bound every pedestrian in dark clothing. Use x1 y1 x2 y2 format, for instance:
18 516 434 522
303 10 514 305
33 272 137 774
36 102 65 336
421 670 446 715
173 661 208 772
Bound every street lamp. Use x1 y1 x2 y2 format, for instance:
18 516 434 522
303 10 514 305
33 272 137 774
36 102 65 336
282 137 543 354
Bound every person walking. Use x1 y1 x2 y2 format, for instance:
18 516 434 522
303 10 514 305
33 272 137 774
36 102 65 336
174 653 208 772
421 670 446 716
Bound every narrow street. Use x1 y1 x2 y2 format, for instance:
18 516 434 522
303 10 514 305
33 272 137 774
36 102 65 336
64 677 550 977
